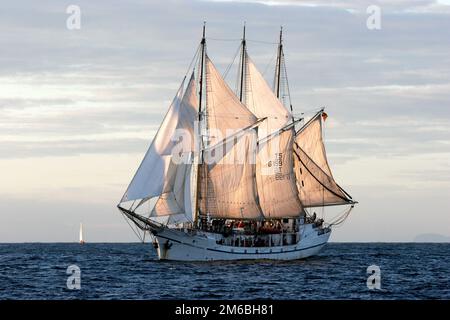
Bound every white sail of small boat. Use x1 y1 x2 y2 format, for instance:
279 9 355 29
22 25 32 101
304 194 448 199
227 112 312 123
117 24 357 261
79 223 85 244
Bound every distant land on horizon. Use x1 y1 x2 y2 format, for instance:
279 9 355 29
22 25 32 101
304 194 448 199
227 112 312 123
413 233 450 243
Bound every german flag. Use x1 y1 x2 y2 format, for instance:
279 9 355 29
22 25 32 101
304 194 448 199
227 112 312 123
322 111 328 121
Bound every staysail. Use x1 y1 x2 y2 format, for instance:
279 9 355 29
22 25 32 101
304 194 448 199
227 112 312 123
150 74 198 220
293 111 352 207
120 81 185 203
120 73 198 222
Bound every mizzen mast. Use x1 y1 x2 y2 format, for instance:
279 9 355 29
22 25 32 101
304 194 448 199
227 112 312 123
198 23 206 117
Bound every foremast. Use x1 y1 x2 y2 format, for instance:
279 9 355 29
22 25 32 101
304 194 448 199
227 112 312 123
193 23 207 227
239 23 247 103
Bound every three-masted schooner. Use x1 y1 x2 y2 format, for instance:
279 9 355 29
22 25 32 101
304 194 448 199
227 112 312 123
118 25 356 261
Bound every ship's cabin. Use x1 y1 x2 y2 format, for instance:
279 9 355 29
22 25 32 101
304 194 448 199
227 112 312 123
168 212 327 248
193 214 325 247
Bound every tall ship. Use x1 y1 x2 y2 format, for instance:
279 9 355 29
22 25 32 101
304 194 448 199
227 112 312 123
118 25 356 261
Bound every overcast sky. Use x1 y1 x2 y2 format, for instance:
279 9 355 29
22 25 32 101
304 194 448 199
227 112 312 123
1 0 449 242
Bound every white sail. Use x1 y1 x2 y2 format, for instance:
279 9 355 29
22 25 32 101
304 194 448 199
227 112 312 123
150 153 193 219
79 223 84 243
120 81 185 203
296 112 332 176
205 56 258 145
121 74 198 223
176 74 198 151
245 54 292 137
196 56 263 219
256 128 303 218
294 112 351 207
243 53 303 218
199 129 262 219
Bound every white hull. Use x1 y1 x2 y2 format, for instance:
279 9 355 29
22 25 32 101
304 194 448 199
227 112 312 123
151 223 331 261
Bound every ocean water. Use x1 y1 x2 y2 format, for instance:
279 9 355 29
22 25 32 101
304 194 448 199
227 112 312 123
0 243 448 300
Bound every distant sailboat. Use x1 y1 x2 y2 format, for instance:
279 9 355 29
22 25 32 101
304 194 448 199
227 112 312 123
79 223 85 244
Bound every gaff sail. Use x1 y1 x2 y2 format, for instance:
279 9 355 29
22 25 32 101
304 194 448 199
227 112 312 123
293 112 352 207
243 52 303 218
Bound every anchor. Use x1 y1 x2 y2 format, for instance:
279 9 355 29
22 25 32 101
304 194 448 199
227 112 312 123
163 240 173 250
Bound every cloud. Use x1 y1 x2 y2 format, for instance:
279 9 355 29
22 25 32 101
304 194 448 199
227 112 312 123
207 0 450 13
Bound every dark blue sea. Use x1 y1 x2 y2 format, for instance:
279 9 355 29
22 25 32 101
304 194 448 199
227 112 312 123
0 243 448 300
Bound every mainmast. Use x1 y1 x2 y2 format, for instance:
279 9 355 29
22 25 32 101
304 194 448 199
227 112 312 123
198 23 206 120
194 23 206 227
238 24 265 221
239 23 246 102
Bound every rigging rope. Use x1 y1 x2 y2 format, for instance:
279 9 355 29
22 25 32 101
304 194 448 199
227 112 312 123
293 145 350 203
183 44 201 82
262 49 278 77
206 37 278 45
121 212 144 242
247 39 278 45
206 37 240 42
223 43 242 80
282 51 294 113
326 205 354 227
